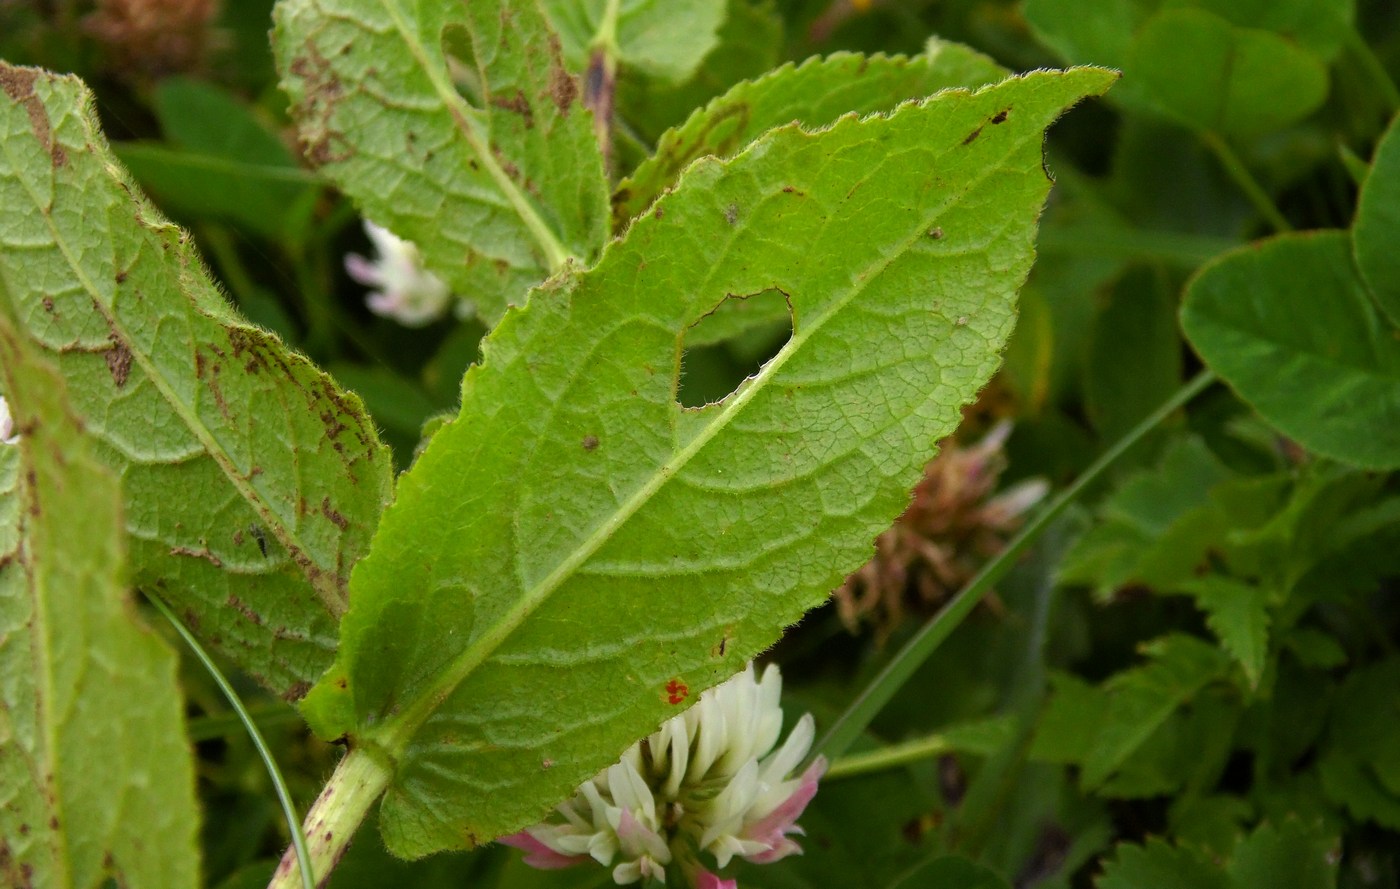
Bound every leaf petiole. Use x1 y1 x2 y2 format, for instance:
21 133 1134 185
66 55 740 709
267 746 393 889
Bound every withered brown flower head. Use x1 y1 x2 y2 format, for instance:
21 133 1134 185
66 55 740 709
833 421 1046 642
85 0 220 79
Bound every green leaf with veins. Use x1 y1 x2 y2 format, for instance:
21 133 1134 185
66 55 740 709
0 65 393 697
1353 111 1400 327
615 42 1008 228
1181 231 1400 470
0 288 199 889
1127 9 1328 138
273 0 609 322
541 0 727 85
299 67 1117 856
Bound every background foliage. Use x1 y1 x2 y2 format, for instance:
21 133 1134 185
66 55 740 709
1 0 1398 887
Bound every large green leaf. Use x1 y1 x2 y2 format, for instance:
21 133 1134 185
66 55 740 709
1126 9 1328 137
615 42 1007 227
0 290 199 888
1353 112 1400 327
273 0 609 321
541 0 727 85
0 64 393 696
1025 0 1336 134
1181 231 1400 469
302 67 1117 856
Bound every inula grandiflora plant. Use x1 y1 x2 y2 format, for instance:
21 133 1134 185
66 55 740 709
3 0 1399 887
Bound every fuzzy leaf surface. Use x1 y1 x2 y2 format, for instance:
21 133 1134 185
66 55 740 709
273 0 609 322
615 44 1007 227
0 65 393 696
1181 231 1400 469
301 67 1117 856
0 288 199 888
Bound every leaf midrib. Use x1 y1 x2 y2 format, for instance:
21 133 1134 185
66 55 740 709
0 124 347 620
379 95 1043 751
370 0 574 272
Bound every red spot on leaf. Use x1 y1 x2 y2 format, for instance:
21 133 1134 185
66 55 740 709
665 678 689 705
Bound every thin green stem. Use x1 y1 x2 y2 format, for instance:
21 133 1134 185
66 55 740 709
147 593 315 889
267 746 393 889
825 732 955 780
813 369 1217 761
1345 27 1400 115
1200 131 1293 234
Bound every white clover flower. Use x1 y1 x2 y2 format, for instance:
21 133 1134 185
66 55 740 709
344 220 453 327
0 395 19 445
501 663 826 888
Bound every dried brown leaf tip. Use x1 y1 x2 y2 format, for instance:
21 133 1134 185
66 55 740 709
84 0 220 79
832 419 1047 643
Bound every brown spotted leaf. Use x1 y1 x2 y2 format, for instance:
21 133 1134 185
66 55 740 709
300 67 1116 857
0 279 200 888
0 64 393 697
273 0 609 322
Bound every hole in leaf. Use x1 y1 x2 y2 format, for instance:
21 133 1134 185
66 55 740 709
441 24 483 108
676 289 793 409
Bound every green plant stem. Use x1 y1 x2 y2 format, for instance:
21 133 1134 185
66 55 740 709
586 0 624 174
1200 131 1293 234
1345 27 1400 115
825 732 956 780
267 746 393 889
146 593 316 889
813 369 1217 761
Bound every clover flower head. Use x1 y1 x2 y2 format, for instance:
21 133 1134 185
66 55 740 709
501 662 825 888
0 395 19 445
344 220 453 327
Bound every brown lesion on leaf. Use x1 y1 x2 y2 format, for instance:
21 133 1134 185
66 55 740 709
288 44 352 167
282 680 312 702
170 543 224 568
546 35 577 115
491 88 534 129
320 496 349 530
104 332 133 388
0 64 67 168
226 593 262 626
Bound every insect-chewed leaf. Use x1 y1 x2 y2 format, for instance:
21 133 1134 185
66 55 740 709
0 64 393 697
273 0 609 322
0 285 200 889
614 44 1008 228
303 66 1117 856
